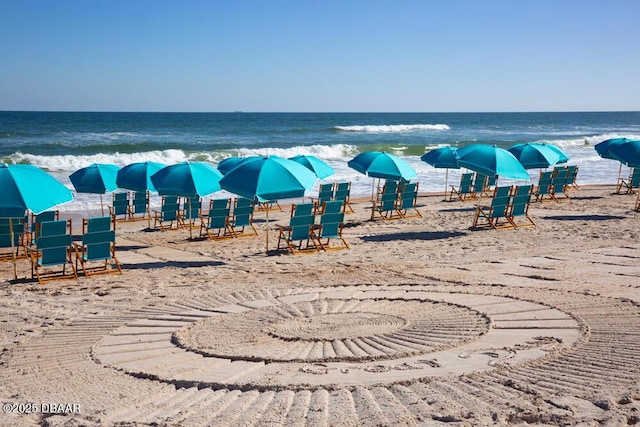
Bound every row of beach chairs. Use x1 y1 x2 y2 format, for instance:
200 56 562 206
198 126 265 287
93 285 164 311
534 165 579 202
0 214 122 284
449 172 497 202
277 200 349 254
371 180 422 220
473 185 536 230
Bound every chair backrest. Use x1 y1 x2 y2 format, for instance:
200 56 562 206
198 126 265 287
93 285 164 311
111 192 130 216
551 167 569 191
31 210 59 236
459 173 474 192
288 214 315 240
511 185 533 216
161 196 180 221
537 171 553 194
82 216 114 236
318 212 345 238
399 182 418 209
0 217 26 248
82 230 116 261
232 197 255 227
473 173 488 193
322 200 344 215
292 203 314 217
183 196 201 220
334 182 351 202
317 183 335 203
207 198 231 228
35 220 72 266
630 168 640 188
132 191 148 214
488 186 512 218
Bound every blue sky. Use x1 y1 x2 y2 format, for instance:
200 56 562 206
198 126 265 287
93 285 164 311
1 0 638 112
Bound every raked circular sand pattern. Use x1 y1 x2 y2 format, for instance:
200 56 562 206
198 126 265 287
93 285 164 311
2 284 640 426
174 298 491 363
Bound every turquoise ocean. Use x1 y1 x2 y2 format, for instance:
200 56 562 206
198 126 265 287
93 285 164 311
1 111 639 212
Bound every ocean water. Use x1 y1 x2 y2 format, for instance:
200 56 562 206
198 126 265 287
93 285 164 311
2 111 639 212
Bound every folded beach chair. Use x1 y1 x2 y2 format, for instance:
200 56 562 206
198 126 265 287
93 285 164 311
277 205 318 254
371 180 402 220
28 219 77 284
74 215 122 277
507 184 536 228
472 186 513 229
533 170 553 202
200 198 234 240
0 217 27 262
153 196 181 230
616 167 640 194
397 182 422 218
334 182 354 213
312 183 335 214
313 200 349 251
129 191 150 221
449 172 474 201
229 197 258 237
549 166 570 202
110 192 131 221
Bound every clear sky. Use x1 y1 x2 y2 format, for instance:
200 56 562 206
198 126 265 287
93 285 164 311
1 0 638 112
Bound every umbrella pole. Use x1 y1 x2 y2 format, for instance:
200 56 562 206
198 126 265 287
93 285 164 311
443 169 449 200
100 194 104 216
188 198 193 239
10 217 17 280
265 207 269 253
146 191 151 229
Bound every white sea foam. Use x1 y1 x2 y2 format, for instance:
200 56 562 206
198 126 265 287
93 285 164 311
334 124 450 133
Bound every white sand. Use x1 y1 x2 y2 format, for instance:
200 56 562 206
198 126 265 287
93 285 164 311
0 185 639 426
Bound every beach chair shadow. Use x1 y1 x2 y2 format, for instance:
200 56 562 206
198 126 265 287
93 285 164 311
28 219 78 284
472 186 513 229
74 215 122 277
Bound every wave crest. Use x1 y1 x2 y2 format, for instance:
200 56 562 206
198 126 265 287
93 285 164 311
334 124 450 133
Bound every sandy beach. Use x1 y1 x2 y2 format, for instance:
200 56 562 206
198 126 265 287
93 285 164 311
0 184 639 426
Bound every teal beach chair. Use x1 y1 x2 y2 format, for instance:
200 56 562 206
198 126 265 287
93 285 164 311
200 198 234 240
313 183 335 214
130 191 149 220
153 196 181 230
110 192 130 221
534 170 553 202
449 172 474 201
507 184 535 228
397 182 422 218
313 200 349 251
0 217 27 261
230 197 258 237
28 219 77 284
372 180 401 220
74 215 122 277
472 186 513 229
616 167 640 194
334 182 354 213
277 206 318 254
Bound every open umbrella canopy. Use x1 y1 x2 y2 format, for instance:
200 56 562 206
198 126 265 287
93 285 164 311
420 146 459 169
456 144 530 180
0 164 74 218
116 161 165 193
507 142 568 169
348 151 417 181
69 163 120 194
217 157 258 175
220 156 317 202
608 140 640 167
595 137 635 160
151 161 223 198
288 155 335 179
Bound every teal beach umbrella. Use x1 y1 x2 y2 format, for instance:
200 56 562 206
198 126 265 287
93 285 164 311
347 151 417 181
0 164 74 278
608 140 640 167
456 144 530 181
420 146 459 197
507 143 566 169
288 155 335 179
116 161 165 193
595 137 634 160
69 163 120 215
219 156 318 252
151 161 222 198
217 157 258 175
